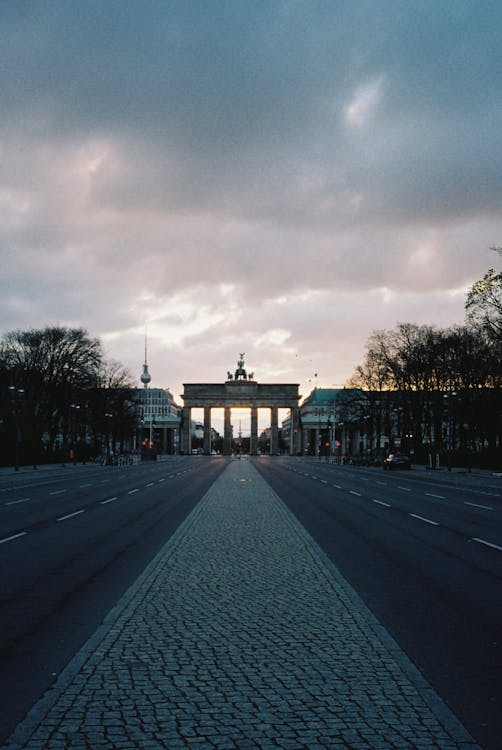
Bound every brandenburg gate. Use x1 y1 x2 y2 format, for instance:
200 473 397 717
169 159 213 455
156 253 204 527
181 355 301 456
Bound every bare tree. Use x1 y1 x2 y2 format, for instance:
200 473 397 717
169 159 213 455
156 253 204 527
349 319 500 466
88 360 137 456
465 268 502 345
0 326 102 460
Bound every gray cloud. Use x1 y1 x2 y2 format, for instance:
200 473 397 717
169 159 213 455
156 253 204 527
1 1 501 398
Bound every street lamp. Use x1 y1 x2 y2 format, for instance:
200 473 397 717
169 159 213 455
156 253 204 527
337 421 345 463
69 402 81 464
314 408 323 459
326 416 332 462
149 414 155 450
105 412 113 463
8 385 24 471
443 392 457 471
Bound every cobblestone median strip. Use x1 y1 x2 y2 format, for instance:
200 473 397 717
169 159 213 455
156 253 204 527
6 460 479 750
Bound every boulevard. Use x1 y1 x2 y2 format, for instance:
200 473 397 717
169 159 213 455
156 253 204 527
255 457 502 750
0 456 501 748
0 457 226 744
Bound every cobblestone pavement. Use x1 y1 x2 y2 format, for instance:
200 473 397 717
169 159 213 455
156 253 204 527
5 459 480 750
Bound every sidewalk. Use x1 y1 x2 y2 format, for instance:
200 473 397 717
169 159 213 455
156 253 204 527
304 454 501 480
5 460 479 749
0 463 98 477
0 457 142 478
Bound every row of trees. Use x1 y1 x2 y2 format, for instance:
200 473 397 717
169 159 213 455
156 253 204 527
0 327 137 467
348 266 501 468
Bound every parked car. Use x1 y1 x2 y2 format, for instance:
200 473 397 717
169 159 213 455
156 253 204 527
383 453 411 470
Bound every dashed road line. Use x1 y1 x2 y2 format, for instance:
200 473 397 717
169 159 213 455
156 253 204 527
101 496 118 505
398 486 411 492
128 489 139 495
0 531 28 544
5 497 30 506
146 482 154 487
321 479 328 484
409 513 439 526
425 493 445 500
79 483 92 488
471 537 502 553
465 502 493 510
57 509 85 522
50 489 67 496
372 499 391 507
332 484 342 489
350 490 361 497
376 481 387 486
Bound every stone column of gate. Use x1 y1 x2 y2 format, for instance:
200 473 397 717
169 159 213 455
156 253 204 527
270 406 279 455
181 407 191 455
250 407 258 455
203 406 212 455
223 406 232 455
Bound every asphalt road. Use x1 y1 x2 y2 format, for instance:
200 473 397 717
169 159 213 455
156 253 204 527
1 457 501 749
253 456 502 750
0 457 227 744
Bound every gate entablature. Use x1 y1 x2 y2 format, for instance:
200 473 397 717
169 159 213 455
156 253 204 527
181 355 300 455
182 382 299 409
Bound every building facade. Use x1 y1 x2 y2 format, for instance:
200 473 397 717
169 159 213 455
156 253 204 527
298 387 368 457
134 387 181 455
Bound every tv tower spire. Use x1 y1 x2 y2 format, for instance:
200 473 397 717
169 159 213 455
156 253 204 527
140 323 151 389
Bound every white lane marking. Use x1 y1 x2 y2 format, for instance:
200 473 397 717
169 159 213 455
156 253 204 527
409 513 439 526
372 499 391 507
398 486 411 492
50 489 67 496
146 482 154 487
0 531 28 544
425 493 445 499
100 479 110 483
472 537 502 553
128 489 139 495
360 478 369 481
57 509 85 522
376 481 387 486
350 490 361 497
311 476 318 480
101 496 118 505
159 478 166 482
6 497 30 506
465 502 493 510
321 480 328 484
332 484 342 489
79 483 92 488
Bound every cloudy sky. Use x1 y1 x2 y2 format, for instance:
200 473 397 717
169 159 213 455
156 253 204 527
1 1 501 402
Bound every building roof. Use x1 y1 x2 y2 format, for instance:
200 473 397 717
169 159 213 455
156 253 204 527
301 388 344 407
134 387 178 403
300 388 366 426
